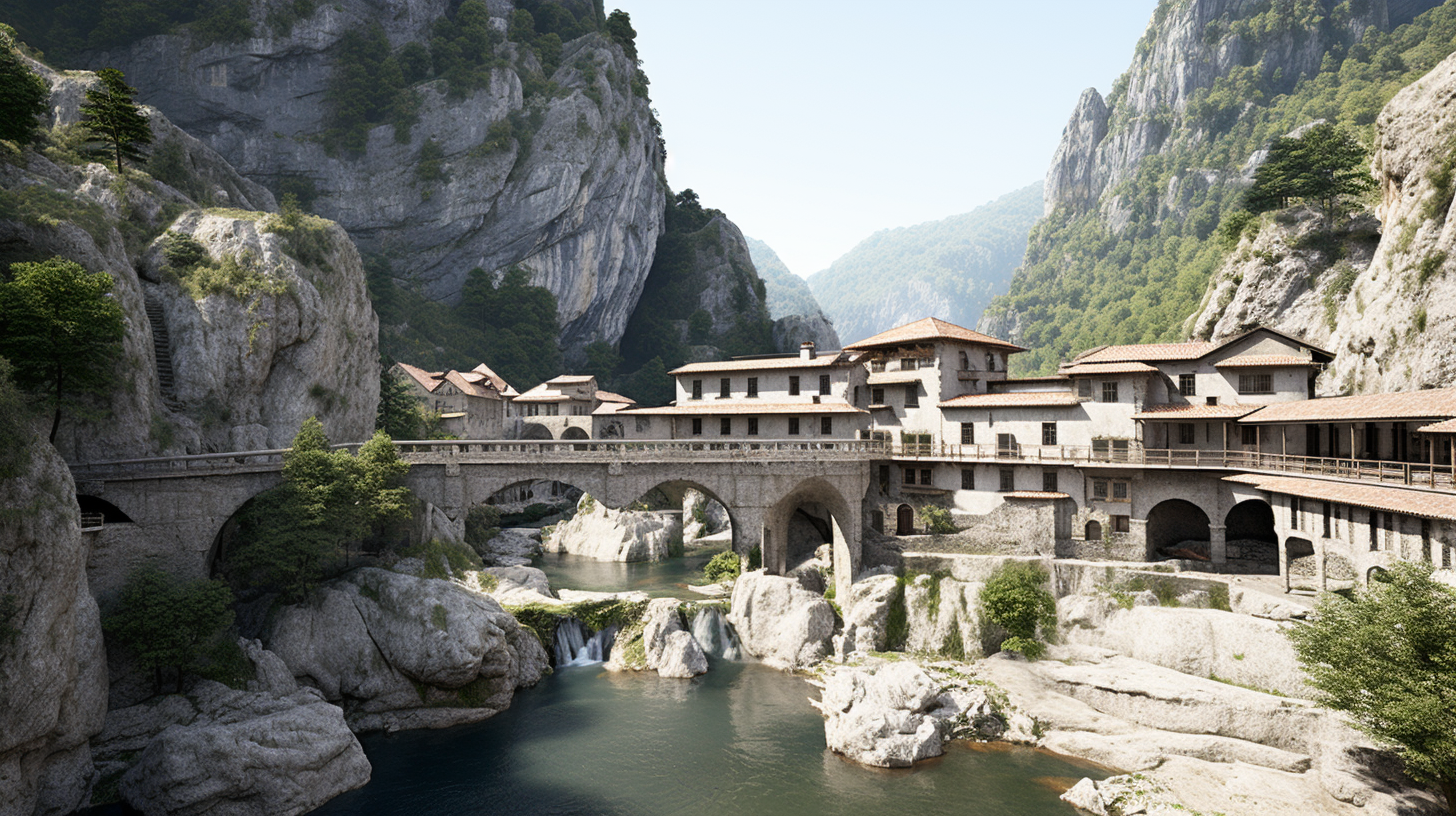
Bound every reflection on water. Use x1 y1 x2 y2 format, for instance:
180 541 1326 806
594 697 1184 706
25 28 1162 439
533 547 723 599
311 661 1100 816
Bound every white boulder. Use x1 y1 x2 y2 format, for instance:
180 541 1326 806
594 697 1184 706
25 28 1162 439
545 495 682 562
729 571 835 669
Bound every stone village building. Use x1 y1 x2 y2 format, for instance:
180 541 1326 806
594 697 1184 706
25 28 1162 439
392 362 517 439
400 316 1456 592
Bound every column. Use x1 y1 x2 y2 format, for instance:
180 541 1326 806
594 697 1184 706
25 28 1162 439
1208 523 1227 566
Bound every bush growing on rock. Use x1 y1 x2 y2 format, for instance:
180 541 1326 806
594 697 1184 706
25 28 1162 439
464 505 503 554
702 550 740 583
979 561 1056 659
104 565 239 694
917 505 957 534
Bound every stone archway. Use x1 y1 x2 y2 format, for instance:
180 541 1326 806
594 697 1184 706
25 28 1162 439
1145 499 1210 559
766 477 861 599
1285 537 1316 589
76 495 134 525
1084 520 1102 541
561 426 589 440
520 423 553 440
1225 499 1278 573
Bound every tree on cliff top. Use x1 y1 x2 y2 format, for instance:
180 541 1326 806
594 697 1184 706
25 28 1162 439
0 28 50 146
1288 562 1456 812
1245 122 1375 216
80 67 151 173
0 257 125 444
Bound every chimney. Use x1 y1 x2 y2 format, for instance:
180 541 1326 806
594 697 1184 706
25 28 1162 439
800 341 816 361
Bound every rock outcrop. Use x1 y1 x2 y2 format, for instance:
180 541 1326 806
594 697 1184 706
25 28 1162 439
681 489 729 544
0 56 378 460
267 568 548 732
545 494 682 562
639 598 707 679
0 435 108 816
112 681 370 816
82 1 667 358
742 236 842 349
835 574 898 655
476 528 543 568
728 572 834 670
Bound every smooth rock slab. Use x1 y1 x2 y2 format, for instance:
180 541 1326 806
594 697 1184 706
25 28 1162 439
729 571 835 670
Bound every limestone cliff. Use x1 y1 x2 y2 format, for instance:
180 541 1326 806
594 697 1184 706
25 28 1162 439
743 237 841 350
80 0 667 358
0 432 108 816
1188 50 1456 393
0 56 378 460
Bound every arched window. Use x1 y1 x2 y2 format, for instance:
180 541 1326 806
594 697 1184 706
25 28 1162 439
1085 520 1102 541
985 353 997 372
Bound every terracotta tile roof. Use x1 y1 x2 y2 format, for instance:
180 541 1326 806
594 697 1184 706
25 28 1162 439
669 353 847 374
547 375 596 385
394 362 444 393
867 370 929 385
595 390 636 404
843 317 1025 352
592 402 633 415
620 401 866 416
938 392 1083 408
1133 403 1260 420
1214 354 1319 368
1074 341 1217 363
1241 387 1456 424
1224 474 1456 522
1003 491 1071 500
1059 362 1160 376
1418 419 1456 434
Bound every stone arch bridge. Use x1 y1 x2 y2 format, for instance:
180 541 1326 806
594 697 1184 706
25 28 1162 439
71 440 879 601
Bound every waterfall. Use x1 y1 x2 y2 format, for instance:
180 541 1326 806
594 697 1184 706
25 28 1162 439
689 607 743 661
553 618 619 667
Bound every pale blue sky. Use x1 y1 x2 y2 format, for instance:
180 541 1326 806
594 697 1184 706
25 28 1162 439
616 1 1159 277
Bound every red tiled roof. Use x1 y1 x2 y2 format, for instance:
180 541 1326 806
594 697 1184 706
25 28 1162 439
1132 404 1260 420
843 318 1024 352
1240 387 1456 424
595 390 636 404
670 352 847 374
619 401 866 416
1074 341 1217 364
1214 355 1319 368
938 392 1082 408
1059 362 1160 376
1224 474 1456 522
394 362 444 393
468 362 515 395
1418 419 1456 434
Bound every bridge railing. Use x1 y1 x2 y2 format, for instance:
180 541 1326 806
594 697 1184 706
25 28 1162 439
68 448 293 481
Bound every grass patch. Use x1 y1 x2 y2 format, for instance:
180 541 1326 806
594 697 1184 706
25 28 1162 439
400 538 484 580
1208 583 1231 612
431 604 448 631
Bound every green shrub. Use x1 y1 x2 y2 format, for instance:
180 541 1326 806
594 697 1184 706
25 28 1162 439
401 538 483 580
103 565 236 695
979 561 1056 659
1208 583 1231 612
464 505 502 555
918 505 957 534
263 195 334 271
702 550 739 583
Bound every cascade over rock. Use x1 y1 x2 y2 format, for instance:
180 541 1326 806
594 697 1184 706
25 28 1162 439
0 435 108 816
80 1 667 359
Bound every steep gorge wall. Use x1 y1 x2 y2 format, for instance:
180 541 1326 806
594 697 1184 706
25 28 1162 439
81 0 667 359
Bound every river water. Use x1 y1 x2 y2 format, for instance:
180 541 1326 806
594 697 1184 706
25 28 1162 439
311 658 1103 816
533 546 725 598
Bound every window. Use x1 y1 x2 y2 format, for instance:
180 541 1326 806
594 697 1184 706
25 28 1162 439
719 378 730 398
1042 470 1059 492
691 379 702 400
1322 502 1332 538
904 384 919 408
870 359 886 373
1085 520 1103 541
1238 373 1272 394
1111 439 1129 461
720 418 731 436
997 433 1017 455
1101 381 1119 403
1112 481 1129 501
959 351 970 370
1291 497 1301 530
1091 479 1108 500
1178 423 1196 445
1421 519 1431 561
986 353 997 372
747 417 759 436
854 386 861 405
961 469 974 490
921 469 932 485
878 465 890 492
1077 379 1093 398
1179 373 1196 396
788 417 800 435
999 468 1015 491
747 377 758 398
1111 515 1130 533
904 468 916 485
871 387 885 404
1241 426 1259 446
960 422 974 445
901 357 918 371
789 375 800 396
819 374 831 395
1042 422 1057 445
821 416 833 435
691 418 702 436
1370 510 1379 551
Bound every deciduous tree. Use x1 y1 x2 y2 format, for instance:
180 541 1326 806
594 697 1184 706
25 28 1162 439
0 257 125 443
0 28 50 146
104 565 235 694
1287 562 1456 813
1246 122 1374 216
80 67 151 173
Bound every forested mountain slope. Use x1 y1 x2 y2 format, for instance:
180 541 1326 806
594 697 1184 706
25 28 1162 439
809 183 1041 345
980 0 1454 377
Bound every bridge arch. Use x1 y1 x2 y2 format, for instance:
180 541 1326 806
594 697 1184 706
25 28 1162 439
520 423 553 440
766 476 861 596
561 426 589 440
77 495 134 524
1145 499 1210 560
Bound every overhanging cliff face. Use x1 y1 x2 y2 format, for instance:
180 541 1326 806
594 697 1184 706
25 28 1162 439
82 0 667 358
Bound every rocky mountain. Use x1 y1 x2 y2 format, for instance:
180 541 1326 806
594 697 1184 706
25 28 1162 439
1 51 378 460
809 183 1042 345
55 0 666 362
981 0 1453 377
743 236 841 350
1188 49 1456 393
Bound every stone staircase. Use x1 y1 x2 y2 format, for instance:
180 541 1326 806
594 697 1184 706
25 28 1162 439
144 294 176 401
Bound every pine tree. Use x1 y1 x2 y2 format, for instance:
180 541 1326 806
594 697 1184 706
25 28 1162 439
80 67 151 173
0 29 49 146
